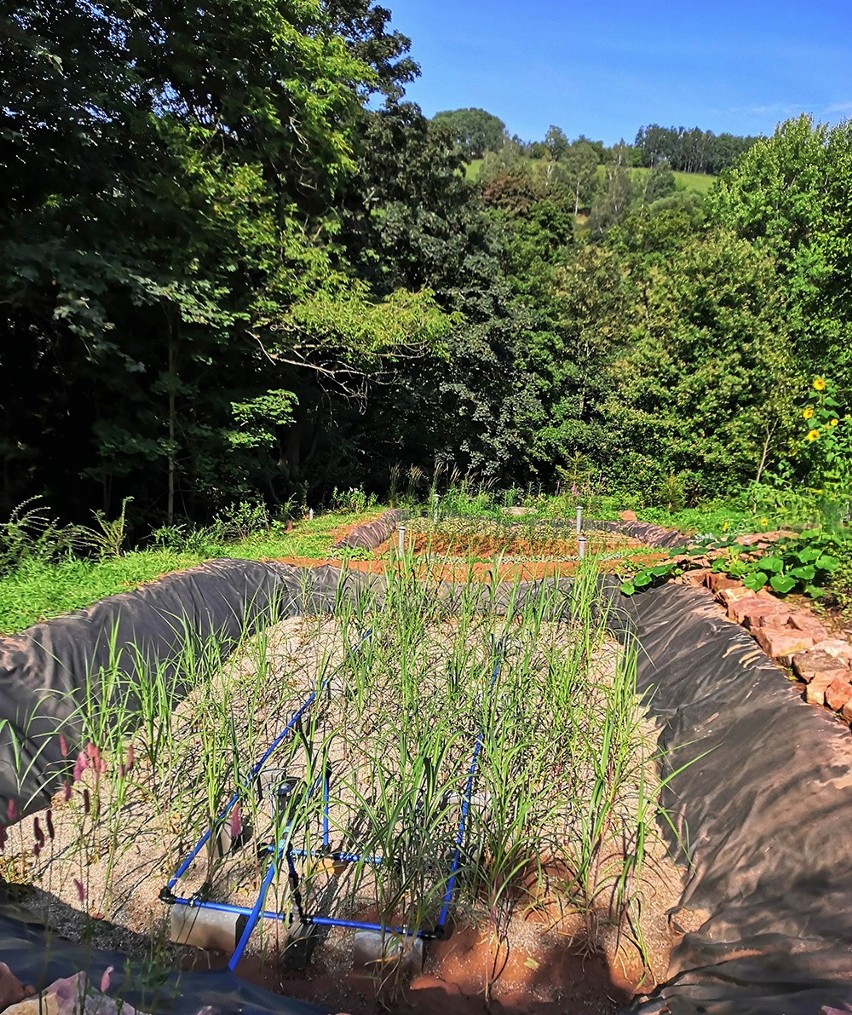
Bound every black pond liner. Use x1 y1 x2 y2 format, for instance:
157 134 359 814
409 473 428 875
330 508 406 550
0 562 850 1014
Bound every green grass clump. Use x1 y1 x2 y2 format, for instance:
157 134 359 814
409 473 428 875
0 552 204 634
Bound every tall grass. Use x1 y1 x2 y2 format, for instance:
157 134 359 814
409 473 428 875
1 557 669 1007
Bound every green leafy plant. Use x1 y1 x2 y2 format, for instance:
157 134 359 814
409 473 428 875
619 561 683 596
76 498 134 559
795 376 852 496
715 529 841 597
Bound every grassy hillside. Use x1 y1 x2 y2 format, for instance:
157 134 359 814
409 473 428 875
465 157 716 195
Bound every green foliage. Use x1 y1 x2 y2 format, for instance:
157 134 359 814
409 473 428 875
619 561 682 597
0 508 366 632
431 108 507 158
791 376 852 496
330 486 377 514
709 529 842 598
0 497 87 575
713 115 852 387
76 497 134 559
635 124 759 174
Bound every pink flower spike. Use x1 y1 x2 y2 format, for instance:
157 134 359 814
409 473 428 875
73 877 85 903
99 966 113 993
229 802 243 841
58 733 68 758
125 744 134 773
6 799 16 823
63 781 72 802
73 752 88 783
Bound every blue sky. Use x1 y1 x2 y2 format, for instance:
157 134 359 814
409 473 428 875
389 1 852 145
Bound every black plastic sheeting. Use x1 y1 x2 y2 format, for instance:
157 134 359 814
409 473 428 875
330 508 406 549
0 559 330 817
0 908 323 1015
592 519 686 549
626 583 852 1015
0 563 851 1013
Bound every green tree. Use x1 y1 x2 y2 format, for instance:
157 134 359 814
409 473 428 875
562 141 600 215
431 107 507 158
605 230 796 495
712 115 852 389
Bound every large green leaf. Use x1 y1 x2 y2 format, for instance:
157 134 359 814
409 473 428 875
815 554 839 571
769 574 797 594
789 565 815 580
758 555 783 573
743 571 768 591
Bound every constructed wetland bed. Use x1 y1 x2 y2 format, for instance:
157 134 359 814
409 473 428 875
1 526 851 1015
0 566 683 1014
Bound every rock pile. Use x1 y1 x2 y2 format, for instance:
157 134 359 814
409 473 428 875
680 569 852 727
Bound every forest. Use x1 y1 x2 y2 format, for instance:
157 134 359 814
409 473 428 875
2 0 851 528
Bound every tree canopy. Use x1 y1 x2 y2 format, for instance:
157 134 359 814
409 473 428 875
2 5 848 525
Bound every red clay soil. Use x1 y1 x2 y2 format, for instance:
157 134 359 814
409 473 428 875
273 555 668 583
207 916 647 1015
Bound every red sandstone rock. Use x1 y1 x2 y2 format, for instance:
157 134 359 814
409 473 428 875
716 585 756 607
727 595 771 624
811 638 852 665
804 680 831 706
825 677 852 712
755 627 816 664
793 649 851 685
842 698 852 724
683 568 711 587
785 613 830 640
757 610 796 630
739 600 789 631
706 572 740 592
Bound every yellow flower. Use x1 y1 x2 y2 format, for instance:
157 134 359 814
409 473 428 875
813 377 826 391
806 429 820 441
760 517 768 527
830 418 839 426
722 521 729 532
802 407 814 420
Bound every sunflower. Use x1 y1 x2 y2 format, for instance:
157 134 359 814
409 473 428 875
813 377 826 391
806 429 820 441
803 407 814 419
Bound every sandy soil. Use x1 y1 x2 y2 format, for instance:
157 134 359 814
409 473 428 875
2 613 683 1014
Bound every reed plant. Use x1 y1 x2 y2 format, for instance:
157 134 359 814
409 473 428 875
1 555 671 1008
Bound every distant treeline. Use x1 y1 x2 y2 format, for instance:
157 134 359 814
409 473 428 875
432 107 760 175
634 124 760 174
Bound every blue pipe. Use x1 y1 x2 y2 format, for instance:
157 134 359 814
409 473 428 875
229 840 285 970
289 847 384 865
307 915 431 939
435 645 504 931
167 630 371 890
